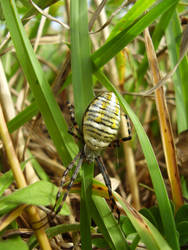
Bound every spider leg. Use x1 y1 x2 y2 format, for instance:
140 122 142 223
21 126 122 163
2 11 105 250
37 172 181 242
68 129 82 140
96 156 120 221
67 101 82 136
54 151 84 215
52 151 82 214
31 152 83 229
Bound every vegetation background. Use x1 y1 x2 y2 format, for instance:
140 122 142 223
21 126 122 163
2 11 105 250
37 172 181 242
0 0 187 249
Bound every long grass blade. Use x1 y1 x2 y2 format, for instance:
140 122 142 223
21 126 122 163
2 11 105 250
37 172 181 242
70 0 94 248
165 11 188 132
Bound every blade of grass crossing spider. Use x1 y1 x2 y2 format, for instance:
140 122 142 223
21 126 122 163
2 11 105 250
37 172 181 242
92 0 179 69
70 1 94 249
70 0 94 125
91 195 129 250
165 11 188 133
94 70 179 250
1 1 78 166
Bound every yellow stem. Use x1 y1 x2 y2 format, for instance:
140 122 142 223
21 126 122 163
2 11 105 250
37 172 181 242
0 104 51 249
144 28 183 210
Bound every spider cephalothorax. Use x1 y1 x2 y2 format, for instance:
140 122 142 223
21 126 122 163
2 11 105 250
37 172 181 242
53 92 131 218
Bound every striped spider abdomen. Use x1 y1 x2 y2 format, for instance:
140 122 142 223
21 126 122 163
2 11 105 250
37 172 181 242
82 92 121 155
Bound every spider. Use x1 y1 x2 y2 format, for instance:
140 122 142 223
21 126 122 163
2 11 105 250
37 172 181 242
53 91 132 220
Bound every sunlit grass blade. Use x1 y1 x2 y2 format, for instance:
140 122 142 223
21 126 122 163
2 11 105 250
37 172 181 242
57 179 171 249
94 70 179 249
0 82 51 248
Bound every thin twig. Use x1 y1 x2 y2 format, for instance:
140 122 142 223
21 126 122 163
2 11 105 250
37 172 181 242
90 0 128 34
141 35 188 96
89 0 107 31
29 0 70 30
34 8 49 52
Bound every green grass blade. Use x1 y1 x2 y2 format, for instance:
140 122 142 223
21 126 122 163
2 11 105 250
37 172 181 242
79 162 94 249
27 151 50 181
108 0 156 40
1 0 78 165
70 0 93 125
0 181 55 215
92 0 178 69
94 70 179 250
137 3 179 85
165 11 188 133
91 196 129 250
0 180 70 216
70 0 94 249
7 103 38 133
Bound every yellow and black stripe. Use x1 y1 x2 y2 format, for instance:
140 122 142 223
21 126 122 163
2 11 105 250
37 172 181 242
82 92 121 151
